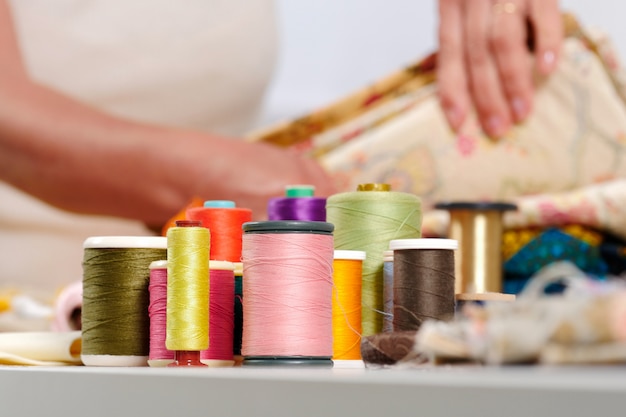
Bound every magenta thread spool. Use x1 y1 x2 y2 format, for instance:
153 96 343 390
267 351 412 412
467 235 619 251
201 260 235 367
241 220 334 366
233 262 244 364
148 260 173 367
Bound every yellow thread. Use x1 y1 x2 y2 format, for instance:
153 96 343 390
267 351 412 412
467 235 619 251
166 226 210 351
332 258 363 360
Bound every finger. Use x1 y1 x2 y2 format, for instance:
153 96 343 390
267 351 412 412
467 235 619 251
464 0 511 138
437 0 469 131
529 0 563 75
490 0 534 122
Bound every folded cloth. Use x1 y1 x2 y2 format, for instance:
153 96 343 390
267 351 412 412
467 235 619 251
0 331 82 366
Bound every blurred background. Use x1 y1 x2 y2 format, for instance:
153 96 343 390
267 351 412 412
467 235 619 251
260 0 626 125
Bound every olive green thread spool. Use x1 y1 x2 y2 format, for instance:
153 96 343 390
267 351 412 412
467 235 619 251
81 236 167 367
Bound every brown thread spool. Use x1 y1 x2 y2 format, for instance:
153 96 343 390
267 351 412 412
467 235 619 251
389 239 457 331
435 202 517 295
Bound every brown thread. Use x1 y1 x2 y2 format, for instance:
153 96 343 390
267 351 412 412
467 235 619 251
393 249 455 331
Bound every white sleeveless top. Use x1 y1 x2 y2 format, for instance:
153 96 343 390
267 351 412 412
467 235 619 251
0 0 278 294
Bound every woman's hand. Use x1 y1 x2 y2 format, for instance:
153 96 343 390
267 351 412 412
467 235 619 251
437 0 562 138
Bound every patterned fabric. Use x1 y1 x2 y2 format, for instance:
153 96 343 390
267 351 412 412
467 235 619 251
249 15 626 243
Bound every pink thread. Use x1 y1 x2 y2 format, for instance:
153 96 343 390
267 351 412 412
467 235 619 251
52 280 83 332
201 268 235 363
149 267 174 363
242 233 334 357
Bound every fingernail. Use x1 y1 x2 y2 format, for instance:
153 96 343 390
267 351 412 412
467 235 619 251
486 115 505 138
511 97 528 122
540 50 557 74
443 105 462 130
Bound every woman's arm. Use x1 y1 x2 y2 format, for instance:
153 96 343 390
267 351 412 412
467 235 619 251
0 0 334 227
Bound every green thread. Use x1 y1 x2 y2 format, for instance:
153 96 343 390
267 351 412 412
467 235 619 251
82 247 166 357
326 191 422 336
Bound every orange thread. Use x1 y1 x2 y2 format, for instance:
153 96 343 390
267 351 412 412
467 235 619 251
332 256 364 360
187 206 252 262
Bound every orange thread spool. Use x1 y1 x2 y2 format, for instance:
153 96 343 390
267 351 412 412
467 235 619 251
332 250 366 363
187 201 252 262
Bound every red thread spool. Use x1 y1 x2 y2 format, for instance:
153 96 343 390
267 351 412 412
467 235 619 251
186 201 252 262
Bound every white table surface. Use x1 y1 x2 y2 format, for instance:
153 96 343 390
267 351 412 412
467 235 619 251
1 364 626 417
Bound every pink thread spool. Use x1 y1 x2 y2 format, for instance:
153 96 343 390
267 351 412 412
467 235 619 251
241 221 335 367
201 261 235 367
148 260 173 367
52 280 83 332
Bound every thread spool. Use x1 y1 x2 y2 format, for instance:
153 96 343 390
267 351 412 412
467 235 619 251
186 200 252 262
332 250 366 368
166 220 210 367
382 250 394 333
435 202 517 294
242 221 334 366
455 292 516 314
389 239 457 331
201 260 235 367
233 262 244 365
81 236 167 367
148 260 172 367
326 183 422 336
267 184 327 221
51 280 83 332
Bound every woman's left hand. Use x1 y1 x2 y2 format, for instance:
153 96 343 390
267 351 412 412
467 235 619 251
437 0 563 138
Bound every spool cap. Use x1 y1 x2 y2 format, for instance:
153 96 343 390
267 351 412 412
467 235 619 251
334 250 366 261
357 183 391 192
434 201 517 212
175 220 202 227
285 185 315 197
243 221 334 235
83 236 167 249
149 260 168 270
209 260 235 271
389 238 458 251
204 200 236 208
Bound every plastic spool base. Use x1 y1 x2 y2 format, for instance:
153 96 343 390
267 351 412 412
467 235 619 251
81 355 148 367
243 356 333 367
332 359 365 369
147 359 174 368
200 359 236 367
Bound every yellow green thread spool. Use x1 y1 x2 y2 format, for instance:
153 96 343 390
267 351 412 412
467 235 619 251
166 220 210 367
326 184 421 336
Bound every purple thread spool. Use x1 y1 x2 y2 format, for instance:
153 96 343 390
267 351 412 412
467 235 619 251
267 185 327 221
